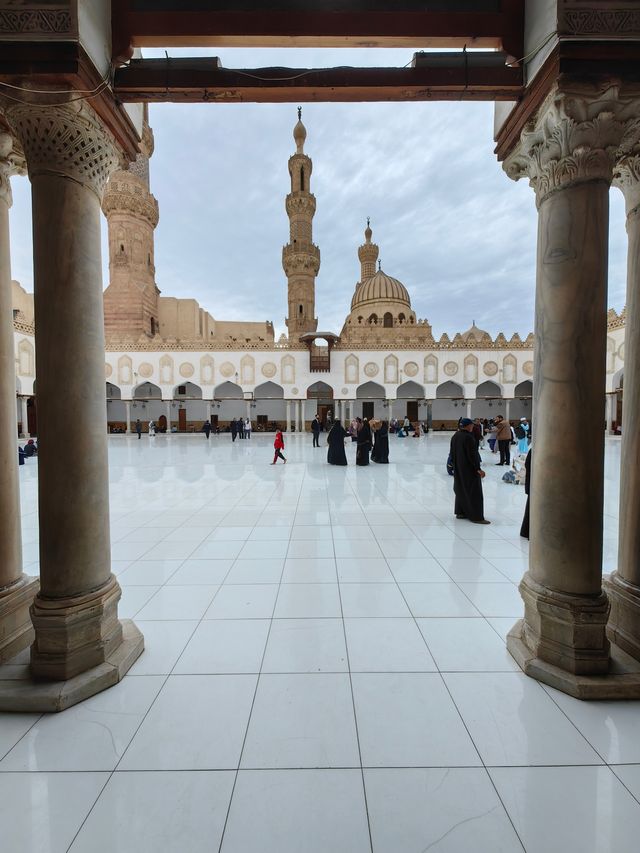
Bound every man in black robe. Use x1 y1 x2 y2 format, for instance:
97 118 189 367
371 421 389 464
327 421 348 465
450 418 490 524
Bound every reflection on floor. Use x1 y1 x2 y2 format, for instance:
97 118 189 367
2 433 638 853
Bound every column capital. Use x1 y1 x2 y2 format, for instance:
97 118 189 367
0 133 26 207
614 153 640 217
4 101 124 200
504 83 640 206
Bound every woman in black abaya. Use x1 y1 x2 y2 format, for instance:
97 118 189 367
372 421 389 464
327 421 349 466
356 418 372 466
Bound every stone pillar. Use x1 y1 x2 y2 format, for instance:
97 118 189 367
125 401 131 434
427 400 433 431
605 394 616 434
3 103 142 708
465 400 472 419
0 133 38 663
20 396 30 439
502 86 640 698
207 401 212 424
246 400 251 421
166 401 172 432
286 399 291 432
505 399 511 422
605 153 640 661
297 400 303 432
387 400 393 421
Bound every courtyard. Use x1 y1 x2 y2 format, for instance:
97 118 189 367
2 432 639 852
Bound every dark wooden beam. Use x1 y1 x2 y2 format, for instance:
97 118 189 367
112 0 524 61
113 54 523 104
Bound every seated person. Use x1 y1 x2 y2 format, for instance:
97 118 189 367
18 446 25 465
24 439 37 457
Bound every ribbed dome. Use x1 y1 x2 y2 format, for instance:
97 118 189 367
351 269 411 311
460 322 491 343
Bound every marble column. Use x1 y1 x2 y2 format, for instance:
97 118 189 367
297 400 303 432
286 400 291 432
465 400 472 420
605 154 640 660
505 399 511 422
166 401 172 432
0 133 38 663
427 400 433 431
125 401 131 434
4 102 142 706
20 396 30 439
502 87 635 696
387 400 393 421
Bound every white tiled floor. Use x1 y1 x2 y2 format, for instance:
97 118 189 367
2 433 638 852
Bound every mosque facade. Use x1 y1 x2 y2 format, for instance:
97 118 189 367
12 113 627 436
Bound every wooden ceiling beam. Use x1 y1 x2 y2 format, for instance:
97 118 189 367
113 55 523 103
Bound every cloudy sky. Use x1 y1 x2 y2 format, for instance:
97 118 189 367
8 46 628 340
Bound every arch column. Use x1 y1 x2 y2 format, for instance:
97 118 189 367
0 133 38 663
605 154 640 661
286 400 291 432
125 401 131 434
20 396 30 439
166 401 172 431
1 103 143 710
503 85 640 698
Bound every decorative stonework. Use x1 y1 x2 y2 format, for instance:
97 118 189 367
291 387 299 395
6 102 124 199
179 363 194 379
220 361 235 378
102 172 159 227
0 133 26 207
444 361 459 377
403 361 419 377
523 361 534 377
483 361 498 377
0 8 73 36
261 362 277 378
561 8 640 36
614 154 640 215
105 364 113 379
504 85 640 206
341 387 348 395
364 362 379 377
618 343 625 360
138 362 153 378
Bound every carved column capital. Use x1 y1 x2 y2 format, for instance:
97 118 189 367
5 101 124 200
0 132 26 208
614 153 640 217
504 84 640 206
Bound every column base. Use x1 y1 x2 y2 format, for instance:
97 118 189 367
508 618 640 699
0 619 143 712
512 571 611 676
30 574 124 681
604 571 640 661
0 575 39 663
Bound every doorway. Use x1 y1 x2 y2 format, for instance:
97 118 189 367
406 401 419 422
362 402 374 420
27 397 37 436
178 408 187 432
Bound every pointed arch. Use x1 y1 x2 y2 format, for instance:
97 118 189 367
106 382 121 400
345 353 359 385
159 354 174 385
17 339 34 376
384 354 399 384
356 381 386 399
117 354 133 385
476 380 503 398
436 381 464 398
174 382 203 399
214 381 243 399
240 354 255 384
133 381 162 399
397 380 425 399
463 353 478 384
424 354 438 384
281 354 295 385
514 380 533 397
200 355 214 385
503 353 517 384
254 381 285 399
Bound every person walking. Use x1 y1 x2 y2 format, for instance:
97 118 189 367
515 417 530 454
237 417 244 439
494 415 512 466
135 418 142 440
520 448 532 539
245 418 252 440
148 420 156 437
327 419 349 465
371 420 389 463
450 418 490 524
356 418 372 466
231 419 237 442
203 420 211 439
311 414 321 447
271 429 286 464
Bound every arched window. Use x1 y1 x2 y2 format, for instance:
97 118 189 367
299 305 303 316
300 166 305 191
398 313 406 325
383 312 393 328
368 313 378 325
150 318 156 336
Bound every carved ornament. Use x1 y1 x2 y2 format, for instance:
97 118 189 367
523 361 534 377
220 362 235 378
179 363 194 379
364 362 379 377
0 8 72 36
614 153 640 216
0 133 26 207
105 364 113 378
403 361 419 377
261 362 277 378
138 362 154 378
444 361 459 377
483 361 498 377
561 8 640 36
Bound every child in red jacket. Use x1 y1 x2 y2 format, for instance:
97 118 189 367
272 430 286 464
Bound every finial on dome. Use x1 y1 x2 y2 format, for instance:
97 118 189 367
293 107 307 153
365 217 372 243
378 259 382 271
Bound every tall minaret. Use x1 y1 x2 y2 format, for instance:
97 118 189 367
283 108 320 337
358 218 379 282
102 108 160 339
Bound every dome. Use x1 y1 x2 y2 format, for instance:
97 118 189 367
351 268 411 311
459 322 492 343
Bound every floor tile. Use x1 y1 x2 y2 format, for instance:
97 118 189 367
224 558 284 584
365 768 524 853
241 674 360 768
141 540 200 561
207 526 255 541
490 766 640 853
129 620 198 675
262 619 348 673
0 712 40 760
417 618 520 672
378 539 430 558
205 584 279 619
386 557 451 582
118 585 161 618
399 582 481 617
119 674 257 770
118 559 184 585
69 770 235 853
612 764 640 801
444 673 603 766
286 539 335 558
174 619 270 674
190 540 244 560
274 583 342 618
333 539 384 559
336 557 394 582
281 557 337 583
345 618 436 672
339 582 411 617
238 540 290 559
456 582 524 617
135 585 218 620
0 772 108 853
221 770 370 853
352 673 481 767
0 676 164 771
166 558 233 585
289 525 332 540
440 558 513 583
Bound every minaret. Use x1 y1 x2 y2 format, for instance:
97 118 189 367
102 108 160 339
283 107 320 337
358 218 379 282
